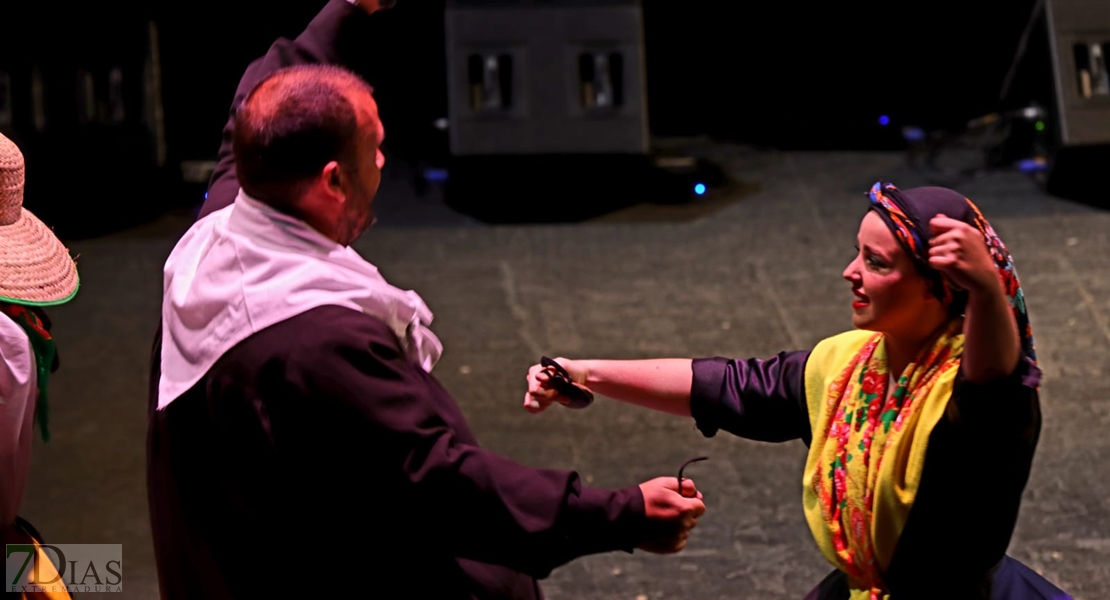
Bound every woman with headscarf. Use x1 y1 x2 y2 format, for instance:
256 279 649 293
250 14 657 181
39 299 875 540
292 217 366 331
523 182 1069 599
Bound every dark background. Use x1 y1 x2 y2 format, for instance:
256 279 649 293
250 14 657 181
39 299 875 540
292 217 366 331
1 0 1059 236
153 0 1055 153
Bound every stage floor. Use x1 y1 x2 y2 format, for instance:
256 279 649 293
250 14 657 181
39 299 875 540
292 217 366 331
25 145 1110 599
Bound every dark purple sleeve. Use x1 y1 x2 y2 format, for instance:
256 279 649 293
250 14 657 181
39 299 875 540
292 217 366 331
689 351 812 445
947 355 1042 428
290 315 650 578
883 356 1043 593
200 0 375 219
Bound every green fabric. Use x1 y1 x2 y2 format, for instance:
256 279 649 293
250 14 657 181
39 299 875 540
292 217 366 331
0 304 58 442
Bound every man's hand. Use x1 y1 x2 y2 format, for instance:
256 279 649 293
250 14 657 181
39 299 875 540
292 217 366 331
352 0 396 15
636 477 706 554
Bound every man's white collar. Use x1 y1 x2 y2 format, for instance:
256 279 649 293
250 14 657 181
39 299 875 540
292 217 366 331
157 190 442 409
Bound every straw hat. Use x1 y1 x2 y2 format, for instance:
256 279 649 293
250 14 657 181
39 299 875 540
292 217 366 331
0 133 79 305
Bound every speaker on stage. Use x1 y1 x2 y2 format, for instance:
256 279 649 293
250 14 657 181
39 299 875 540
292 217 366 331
441 0 664 221
444 0 649 157
1043 0 1110 205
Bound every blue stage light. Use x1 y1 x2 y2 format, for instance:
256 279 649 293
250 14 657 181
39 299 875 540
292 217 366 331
424 168 449 183
902 126 925 142
1017 157 1047 173
694 183 706 195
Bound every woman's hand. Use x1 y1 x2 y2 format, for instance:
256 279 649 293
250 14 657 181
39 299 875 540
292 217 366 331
928 214 1003 297
930 213 1021 382
523 357 590 413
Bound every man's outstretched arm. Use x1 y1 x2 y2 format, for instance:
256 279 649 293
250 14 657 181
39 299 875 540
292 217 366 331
291 309 707 578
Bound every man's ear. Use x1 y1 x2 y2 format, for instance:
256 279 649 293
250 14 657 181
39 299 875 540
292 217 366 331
322 161 344 195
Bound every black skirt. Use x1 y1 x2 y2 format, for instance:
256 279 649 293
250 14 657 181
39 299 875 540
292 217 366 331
803 556 1071 600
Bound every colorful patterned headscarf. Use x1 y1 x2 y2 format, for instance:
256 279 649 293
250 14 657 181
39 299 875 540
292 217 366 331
866 181 1035 364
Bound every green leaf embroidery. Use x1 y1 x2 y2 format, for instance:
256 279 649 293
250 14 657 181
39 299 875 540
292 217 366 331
881 409 898 432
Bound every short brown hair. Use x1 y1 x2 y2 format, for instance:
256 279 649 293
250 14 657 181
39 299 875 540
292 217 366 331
232 65 375 211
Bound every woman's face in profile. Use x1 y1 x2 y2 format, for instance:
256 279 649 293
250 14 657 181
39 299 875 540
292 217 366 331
843 211 936 336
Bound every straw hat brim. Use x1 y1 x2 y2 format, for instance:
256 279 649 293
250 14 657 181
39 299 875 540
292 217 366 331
0 208 79 306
